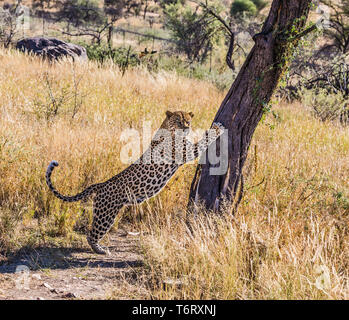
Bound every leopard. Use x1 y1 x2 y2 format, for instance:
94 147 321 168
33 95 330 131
46 111 225 255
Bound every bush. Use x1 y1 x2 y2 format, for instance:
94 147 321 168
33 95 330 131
231 0 257 17
85 43 140 68
156 55 234 90
164 2 223 64
159 0 185 8
230 0 267 18
251 0 268 11
301 88 349 126
57 0 106 27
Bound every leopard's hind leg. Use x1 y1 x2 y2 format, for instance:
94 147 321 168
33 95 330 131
87 200 123 255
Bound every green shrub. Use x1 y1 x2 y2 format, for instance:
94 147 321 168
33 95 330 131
159 0 186 8
231 0 257 17
251 0 268 11
57 0 106 27
84 43 140 68
301 88 349 126
156 55 234 90
164 2 223 63
230 0 267 17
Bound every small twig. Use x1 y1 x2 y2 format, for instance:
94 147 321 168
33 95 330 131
226 33 235 71
246 177 265 191
122 45 131 77
194 0 233 36
288 24 318 42
233 174 244 214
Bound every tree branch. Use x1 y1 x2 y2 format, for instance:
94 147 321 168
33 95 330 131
288 24 318 42
226 33 235 71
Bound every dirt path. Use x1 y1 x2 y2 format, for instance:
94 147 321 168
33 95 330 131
0 231 145 300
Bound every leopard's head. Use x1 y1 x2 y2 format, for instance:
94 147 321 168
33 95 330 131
161 111 194 133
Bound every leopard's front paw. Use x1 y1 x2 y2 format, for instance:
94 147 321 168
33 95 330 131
212 122 225 136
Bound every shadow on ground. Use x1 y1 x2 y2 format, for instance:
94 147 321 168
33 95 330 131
0 233 144 273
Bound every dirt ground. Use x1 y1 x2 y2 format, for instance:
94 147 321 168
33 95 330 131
0 230 145 300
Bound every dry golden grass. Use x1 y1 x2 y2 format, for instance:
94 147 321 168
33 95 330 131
137 102 349 299
0 48 348 299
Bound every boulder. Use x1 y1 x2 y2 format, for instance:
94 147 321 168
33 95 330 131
16 37 88 61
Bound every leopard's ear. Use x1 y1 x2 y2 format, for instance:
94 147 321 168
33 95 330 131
166 110 173 118
189 112 194 118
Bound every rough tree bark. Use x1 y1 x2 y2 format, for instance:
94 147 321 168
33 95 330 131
188 0 315 213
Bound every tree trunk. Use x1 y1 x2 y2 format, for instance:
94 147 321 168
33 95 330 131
107 25 113 49
188 0 314 213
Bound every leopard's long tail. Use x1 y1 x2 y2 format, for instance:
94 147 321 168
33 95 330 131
46 161 98 202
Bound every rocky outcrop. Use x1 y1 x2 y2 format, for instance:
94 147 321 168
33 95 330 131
16 37 88 61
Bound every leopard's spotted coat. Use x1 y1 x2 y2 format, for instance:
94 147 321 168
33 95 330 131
46 111 225 254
